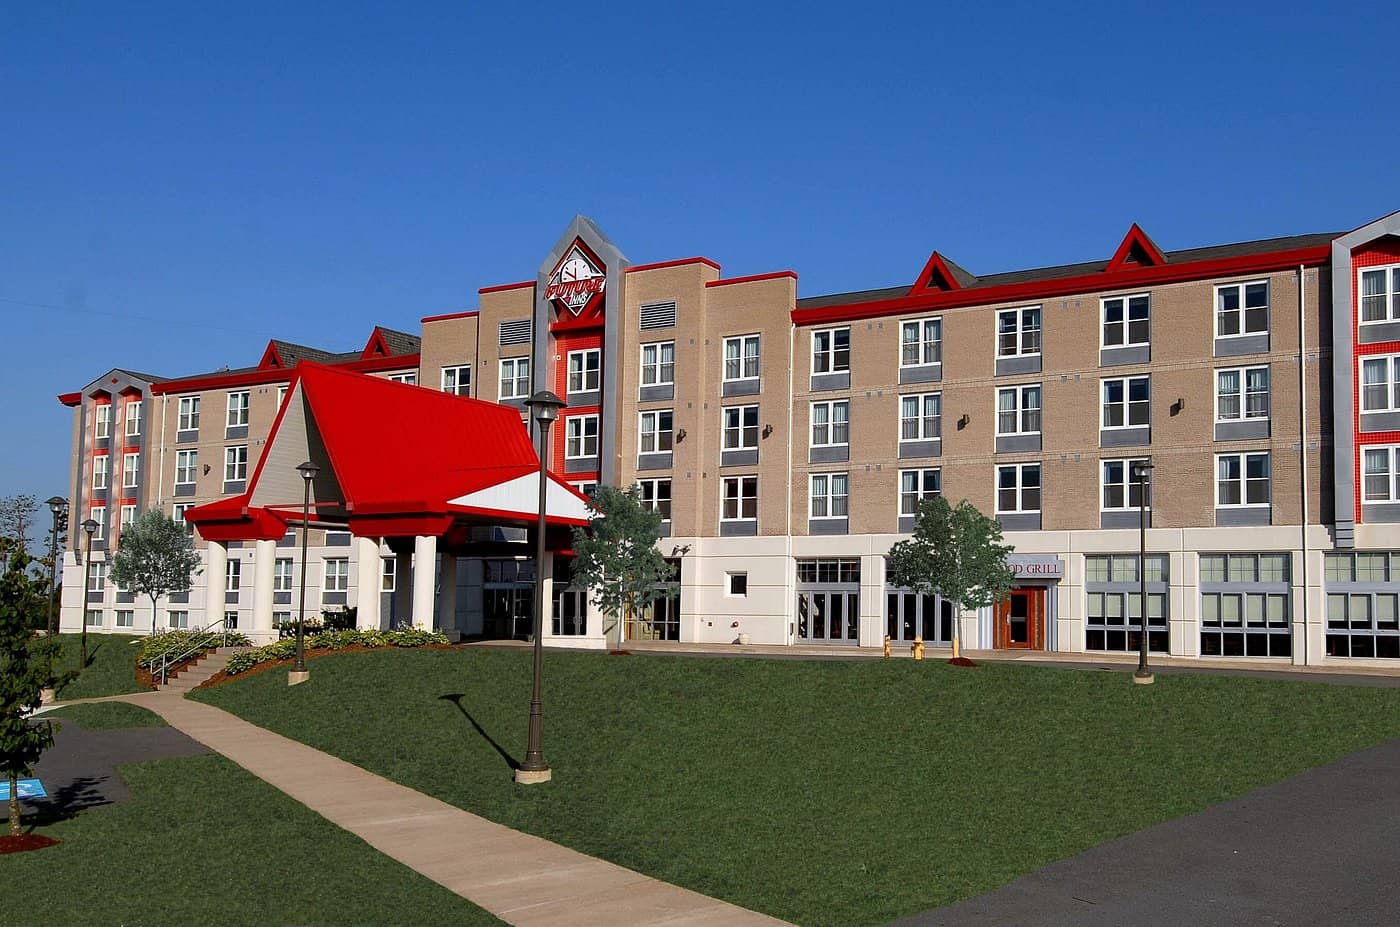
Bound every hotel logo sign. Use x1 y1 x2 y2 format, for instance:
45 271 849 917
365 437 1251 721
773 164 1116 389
545 241 606 316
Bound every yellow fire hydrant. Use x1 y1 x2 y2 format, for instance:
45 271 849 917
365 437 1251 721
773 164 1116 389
912 636 925 661
883 635 891 659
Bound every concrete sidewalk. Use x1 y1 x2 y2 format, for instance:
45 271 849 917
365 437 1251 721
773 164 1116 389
115 690 790 927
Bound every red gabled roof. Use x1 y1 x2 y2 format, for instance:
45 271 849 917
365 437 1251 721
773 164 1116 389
1106 223 1168 271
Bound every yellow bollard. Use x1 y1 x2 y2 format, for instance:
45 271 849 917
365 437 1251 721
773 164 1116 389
912 636 925 661
883 635 891 659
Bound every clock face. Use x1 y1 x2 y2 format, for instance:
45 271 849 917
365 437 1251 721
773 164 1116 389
559 256 593 283
546 242 606 316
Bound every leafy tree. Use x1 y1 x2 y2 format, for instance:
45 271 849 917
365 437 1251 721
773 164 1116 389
571 485 675 647
0 495 39 558
887 496 1015 663
0 553 63 836
109 511 202 638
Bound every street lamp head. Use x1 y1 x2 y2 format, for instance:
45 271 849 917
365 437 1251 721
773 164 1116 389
47 496 68 516
296 460 320 483
525 390 566 426
1132 462 1156 480
81 518 99 537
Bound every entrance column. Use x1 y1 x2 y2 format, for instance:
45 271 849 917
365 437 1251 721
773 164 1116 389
205 541 228 629
354 535 381 631
393 550 413 625
252 538 276 642
438 553 458 638
411 534 437 629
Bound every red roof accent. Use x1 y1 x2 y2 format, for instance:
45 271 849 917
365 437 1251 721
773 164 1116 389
1106 223 1168 271
478 280 534 294
362 328 390 358
58 392 82 407
258 341 285 369
182 496 289 542
149 353 419 395
626 257 721 274
908 251 966 293
705 271 798 288
421 310 480 324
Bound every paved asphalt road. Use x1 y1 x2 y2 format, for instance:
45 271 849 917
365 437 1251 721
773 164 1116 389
892 737 1400 927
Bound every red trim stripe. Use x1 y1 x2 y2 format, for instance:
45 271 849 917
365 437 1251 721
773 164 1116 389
478 280 534 294
150 354 419 395
421 310 480 324
706 271 798 288
626 257 721 274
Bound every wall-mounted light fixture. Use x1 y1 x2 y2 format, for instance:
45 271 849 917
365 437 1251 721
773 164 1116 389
957 414 971 430
762 424 773 439
203 464 211 475
1170 398 1185 416
675 428 687 442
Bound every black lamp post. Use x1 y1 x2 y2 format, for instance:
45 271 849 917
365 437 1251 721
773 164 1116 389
80 517 99 668
291 460 319 685
517 389 565 785
1132 462 1155 685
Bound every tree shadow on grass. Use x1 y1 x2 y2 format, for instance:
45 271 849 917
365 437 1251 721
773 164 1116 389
438 694 520 770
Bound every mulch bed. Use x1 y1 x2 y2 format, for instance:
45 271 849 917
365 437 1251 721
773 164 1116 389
949 656 979 667
197 643 456 690
0 834 61 854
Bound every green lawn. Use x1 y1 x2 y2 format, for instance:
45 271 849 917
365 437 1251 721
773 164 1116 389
51 632 148 700
193 649 1400 926
41 701 167 728
1 706 504 926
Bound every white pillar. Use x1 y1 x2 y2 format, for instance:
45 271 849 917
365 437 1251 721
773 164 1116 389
538 553 554 639
205 541 228 629
438 554 458 637
411 534 437 629
355 535 381 630
252 539 276 641
394 551 413 626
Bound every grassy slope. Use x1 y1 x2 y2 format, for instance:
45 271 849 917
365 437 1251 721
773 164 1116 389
0 752 505 927
195 649 1400 927
52 633 147 700
41 701 167 728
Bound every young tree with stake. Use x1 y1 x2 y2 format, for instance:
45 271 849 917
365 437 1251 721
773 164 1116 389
571 485 676 649
109 511 202 636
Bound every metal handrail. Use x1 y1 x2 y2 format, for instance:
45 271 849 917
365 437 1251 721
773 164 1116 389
142 615 230 685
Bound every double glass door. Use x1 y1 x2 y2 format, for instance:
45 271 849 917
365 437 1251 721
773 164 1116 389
797 591 860 644
886 591 953 645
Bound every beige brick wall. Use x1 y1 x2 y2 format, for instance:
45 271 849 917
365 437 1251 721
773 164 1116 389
419 313 482 398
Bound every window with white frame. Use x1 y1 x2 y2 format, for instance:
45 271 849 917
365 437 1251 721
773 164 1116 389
323 558 349 593
1216 452 1271 507
1325 552 1400 659
1199 553 1291 657
899 468 941 517
1085 554 1169 653
86 609 103 628
172 504 193 532
900 393 941 442
441 365 471 396
1217 367 1270 421
637 478 671 523
1360 355 1400 412
381 557 396 592
996 464 1042 514
572 481 598 497
89 561 106 591
638 410 673 454
900 318 943 367
498 357 529 399
996 307 1042 357
1363 446 1400 503
92 455 109 490
122 452 140 488
274 558 294 592
1215 281 1269 337
809 473 849 519
567 349 601 393
226 391 250 428
996 385 1042 435
94 404 111 438
125 399 142 436
1360 264 1400 323
226 559 241 592
273 611 292 626
810 400 850 448
224 610 240 630
1101 458 1151 511
178 396 200 432
721 476 758 522
168 610 190 630
722 405 759 450
812 328 851 374
276 385 288 407
640 342 675 387
724 335 761 381
387 372 417 385
1102 294 1150 347
175 450 198 486
116 610 134 628
727 572 748 596
120 504 136 529
565 415 599 458
224 446 248 483
91 506 106 540
1101 376 1150 429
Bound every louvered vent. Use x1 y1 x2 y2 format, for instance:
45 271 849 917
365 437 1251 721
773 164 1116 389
499 319 532 346
640 301 677 330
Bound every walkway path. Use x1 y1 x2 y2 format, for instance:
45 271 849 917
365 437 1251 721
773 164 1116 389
114 690 791 927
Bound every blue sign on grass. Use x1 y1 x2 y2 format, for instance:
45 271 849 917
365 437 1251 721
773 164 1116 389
0 779 46 800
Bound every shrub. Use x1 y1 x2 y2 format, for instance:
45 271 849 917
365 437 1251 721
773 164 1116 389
223 629 449 676
139 629 252 667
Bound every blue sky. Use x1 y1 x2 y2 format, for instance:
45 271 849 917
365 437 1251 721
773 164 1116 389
3 1 1398 501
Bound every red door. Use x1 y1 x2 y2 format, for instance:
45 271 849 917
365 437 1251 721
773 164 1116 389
995 588 1045 650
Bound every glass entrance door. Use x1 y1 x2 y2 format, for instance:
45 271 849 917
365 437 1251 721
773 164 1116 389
994 588 1045 649
886 591 953 645
797 591 860 643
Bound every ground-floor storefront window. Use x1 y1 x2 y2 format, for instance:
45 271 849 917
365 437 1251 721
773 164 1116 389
885 586 952 645
624 558 681 641
796 558 860 644
1199 553 1291 657
484 558 534 639
1325 552 1400 659
551 557 586 636
1084 554 1168 652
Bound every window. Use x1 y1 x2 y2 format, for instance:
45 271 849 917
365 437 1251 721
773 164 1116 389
274 558 294 592
996 385 1042 436
721 476 758 522
996 464 1041 514
1102 294 1150 347
498 357 530 399
1199 553 1291 657
277 386 289 407
899 469 941 517
178 396 200 432
222 559 241 592
1084 554 1169 653
387 372 417 385
94 403 111 438
175 450 198 486
1217 367 1270 421
122 452 140 488
226 391 250 428
172 504 193 532
722 405 759 450
638 410 673 454
637 479 671 523
1359 264 1400 323
567 350 601 393
996 307 1042 357
640 342 675 387
441 365 471 396
565 415 599 458
323 558 349 593
1216 452 1270 507
223 610 240 630
1101 459 1151 511
900 393 942 442
1325 552 1400 658
901 318 943 367
90 507 106 541
796 559 861 584
572 481 598 497
1101 376 1150 428
273 611 292 626
381 557 396 592
1360 355 1400 412
116 610 134 628
85 609 103 628
224 446 248 484
810 400 850 448
812 328 850 374
1363 447 1400 503
1216 281 1269 337
724 335 761 381
120 505 136 529
168 610 189 630
809 473 849 519
125 399 142 436
92 454 109 490
89 561 107 591
727 572 748 596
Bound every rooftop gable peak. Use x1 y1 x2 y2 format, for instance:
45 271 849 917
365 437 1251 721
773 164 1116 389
909 250 978 294
1106 223 1168 271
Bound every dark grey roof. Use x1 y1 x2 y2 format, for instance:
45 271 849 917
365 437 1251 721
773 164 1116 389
269 340 342 366
375 327 422 355
115 369 169 384
797 231 1339 310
